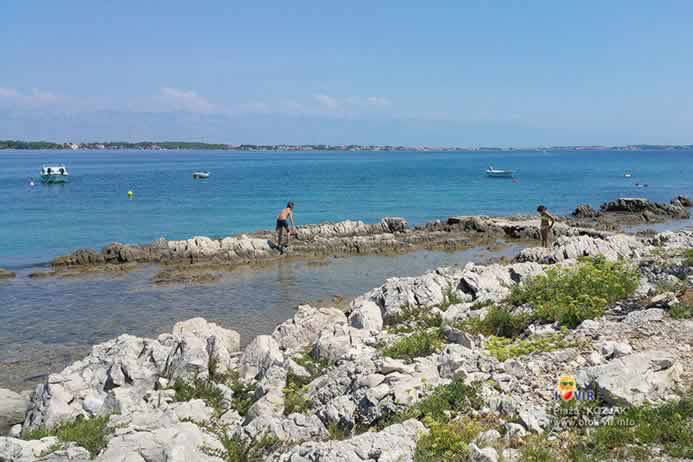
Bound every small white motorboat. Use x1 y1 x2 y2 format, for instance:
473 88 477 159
40 165 69 184
485 166 514 178
624 172 632 178
192 171 210 179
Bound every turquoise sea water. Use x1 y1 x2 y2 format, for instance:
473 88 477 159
1 149 691 269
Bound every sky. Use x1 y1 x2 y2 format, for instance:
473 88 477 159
1 1 692 146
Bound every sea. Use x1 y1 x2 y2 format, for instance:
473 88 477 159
0 149 691 390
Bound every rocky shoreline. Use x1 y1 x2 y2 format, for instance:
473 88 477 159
27 196 690 285
1 219 691 460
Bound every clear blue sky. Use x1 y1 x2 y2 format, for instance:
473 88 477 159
1 1 692 146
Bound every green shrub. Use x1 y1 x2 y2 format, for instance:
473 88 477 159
458 304 533 338
414 417 481 462
485 329 581 362
202 423 281 462
670 303 693 319
510 256 639 328
283 372 312 415
227 373 257 417
291 353 329 378
327 422 350 440
173 371 256 417
23 415 112 458
382 329 444 362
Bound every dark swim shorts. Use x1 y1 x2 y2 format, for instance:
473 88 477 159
276 219 289 230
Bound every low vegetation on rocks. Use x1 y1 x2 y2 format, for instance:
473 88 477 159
22 415 112 458
414 416 488 462
380 381 482 428
510 256 640 328
202 423 281 462
388 305 443 334
174 367 256 418
378 381 493 461
4 227 692 462
381 328 445 361
520 397 693 461
484 328 582 361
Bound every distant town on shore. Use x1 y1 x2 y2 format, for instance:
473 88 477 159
1 139 693 152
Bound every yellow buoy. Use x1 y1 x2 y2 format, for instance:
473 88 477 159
128 191 133 198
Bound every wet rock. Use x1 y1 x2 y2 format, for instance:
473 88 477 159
381 217 408 233
600 197 689 220
0 389 29 435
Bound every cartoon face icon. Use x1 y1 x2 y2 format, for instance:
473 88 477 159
557 375 576 401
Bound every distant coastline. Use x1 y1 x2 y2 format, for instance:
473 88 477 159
1 139 693 152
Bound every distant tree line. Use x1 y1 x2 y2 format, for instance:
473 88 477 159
0 140 65 149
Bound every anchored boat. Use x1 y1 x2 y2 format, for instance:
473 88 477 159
485 166 514 178
40 165 69 184
193 171 210 179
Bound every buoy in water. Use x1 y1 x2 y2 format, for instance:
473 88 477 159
128 191 133 198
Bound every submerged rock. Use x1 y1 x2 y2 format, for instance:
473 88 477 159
0 268 16 279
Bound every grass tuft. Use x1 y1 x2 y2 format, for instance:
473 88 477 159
484 329 582 362
283 353 329 415
457 304 533 338
670 302 693 319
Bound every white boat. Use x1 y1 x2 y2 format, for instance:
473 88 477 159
40 165 69 184
192 171 210 179
485 166 514 178
624 172 632 178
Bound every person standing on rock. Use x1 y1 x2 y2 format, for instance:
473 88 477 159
276 201 296 248
537 205 556 248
